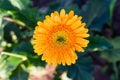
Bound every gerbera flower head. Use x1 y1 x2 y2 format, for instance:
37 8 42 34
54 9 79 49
32 9 89 66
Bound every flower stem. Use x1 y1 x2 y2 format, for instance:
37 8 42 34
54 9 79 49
113 62 119 80
1 52 27 61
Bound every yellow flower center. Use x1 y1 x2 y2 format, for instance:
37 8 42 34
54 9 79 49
52 31 68 46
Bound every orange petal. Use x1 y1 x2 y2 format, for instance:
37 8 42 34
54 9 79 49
75 44 84 52
60 9 66 19
68 10 74 18
66 15 78 25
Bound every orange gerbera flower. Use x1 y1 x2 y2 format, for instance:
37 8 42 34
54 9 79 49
32 9 89 66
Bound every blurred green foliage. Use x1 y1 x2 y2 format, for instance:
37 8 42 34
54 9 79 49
0 0 120 80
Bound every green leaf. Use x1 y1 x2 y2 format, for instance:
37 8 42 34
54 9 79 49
13 41 34 54
0 14 3 28
0 13 7 47
101 49 120 62
20 30 33 38
0 52 27 79
12 41 46 67
12 8 38 27
9 64 29 80
0 0 30 11
110 37 120 49
0 0 37 27
0 0 16 10
101 37 120 62
9 0 30 10
89 10 109 31
87 35 113 51
48 0 72 12
80 0 112 31
59 53 94 80
0 14 3 46
110 0 116 22
27 55 46 67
